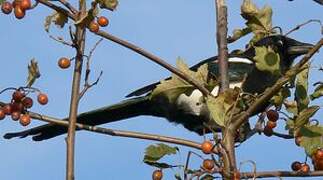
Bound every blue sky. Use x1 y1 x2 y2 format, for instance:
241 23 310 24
0 0 322 179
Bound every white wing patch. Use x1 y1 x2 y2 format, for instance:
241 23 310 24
213 57 253 64
176 82 243 116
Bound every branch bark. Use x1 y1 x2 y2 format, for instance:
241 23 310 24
65 1 86 180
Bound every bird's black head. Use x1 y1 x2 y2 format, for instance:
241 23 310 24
252 35 313 69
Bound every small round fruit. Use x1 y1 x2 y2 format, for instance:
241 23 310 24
11 111 21 121
266 121 277 129
314 159 323 170
300 163 310 173
20 0 31 10
89 21 99 33
12 90 25 102
97 16 109 27
37 93 48 105
266 109 279 122
202 159 215 171
295 136 302 146
0 109 6 120
22 97 33 108
14 6 25 19
152 169 163 180
3 104 12 115
19 114 31 126
1 1 13 14
315 149 323 160
263 126 273 137
201 140 213 154
58 57 71 69
291 161 302 171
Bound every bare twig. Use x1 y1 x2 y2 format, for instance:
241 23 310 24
58 0 78 14
49 35 74 47
37 0 76 20
79 71 103 100
285 19 322 36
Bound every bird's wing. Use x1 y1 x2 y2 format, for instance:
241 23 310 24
313 0 323 5
126 56 254 97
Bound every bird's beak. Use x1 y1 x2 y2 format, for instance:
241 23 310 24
287 41 314 55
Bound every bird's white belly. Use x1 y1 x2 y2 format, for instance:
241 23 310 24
176 82 242 115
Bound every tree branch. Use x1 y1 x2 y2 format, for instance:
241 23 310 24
66 1 86 179
241 170 323 179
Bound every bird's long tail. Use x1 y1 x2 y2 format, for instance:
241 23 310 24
4 96 156 141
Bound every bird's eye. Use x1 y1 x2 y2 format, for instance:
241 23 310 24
277 40 284 46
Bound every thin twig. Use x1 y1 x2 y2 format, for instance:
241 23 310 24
79 71 103 100
58 0 78 14
241 170 323 179
49 35 74 47
37 0 76 20
285 19 322 36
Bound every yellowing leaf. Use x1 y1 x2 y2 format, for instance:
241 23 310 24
206 88 240 127
27 59 41 87
44 11 68 32
228 28 251 43
143 143 178 164
254 46 280 75
75 5 99 27
98 0 118 11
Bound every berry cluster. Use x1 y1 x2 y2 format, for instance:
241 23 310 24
312 149 323 170
1 0 32 19
0 88 48 126
89 16 109 33
291 161 310 173
263 109 279 137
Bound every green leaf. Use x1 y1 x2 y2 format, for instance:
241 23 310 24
143 143 178 164
75 5 99 27
310 84 323 101
150 57 214 103
294 106 320 129
97 0 118 11
26 59 41 87
44 12 68 32
253 46 280 75
144 161 174 169
206 88 240 127
295 64 310 112
300 125 323 156
0 0 5 5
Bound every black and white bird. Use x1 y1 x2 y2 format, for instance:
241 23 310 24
4 35 313 141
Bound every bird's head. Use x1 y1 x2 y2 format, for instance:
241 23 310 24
252 35 314 69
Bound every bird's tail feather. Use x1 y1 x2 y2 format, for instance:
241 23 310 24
4 96 155 141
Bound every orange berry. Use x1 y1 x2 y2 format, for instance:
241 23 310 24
58 57 71 69
201 140 213 154
97 16 109 27
14 6 25 19
295 136 302 146
152 169 163 180
22 97 33 108
37 93 48 105
0 109 6 120
263 126 273 137
3 104 12 115
291 161 302 171
1 1 13 14
89 21 99 33
19 114 31 126
202 159 215 171
266 121 277 129
20 0 31 10
266 109 279 122
300 163 310 173
11 111 21 121
315 149 323 160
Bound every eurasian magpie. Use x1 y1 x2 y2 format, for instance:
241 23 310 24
3 35 313 141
